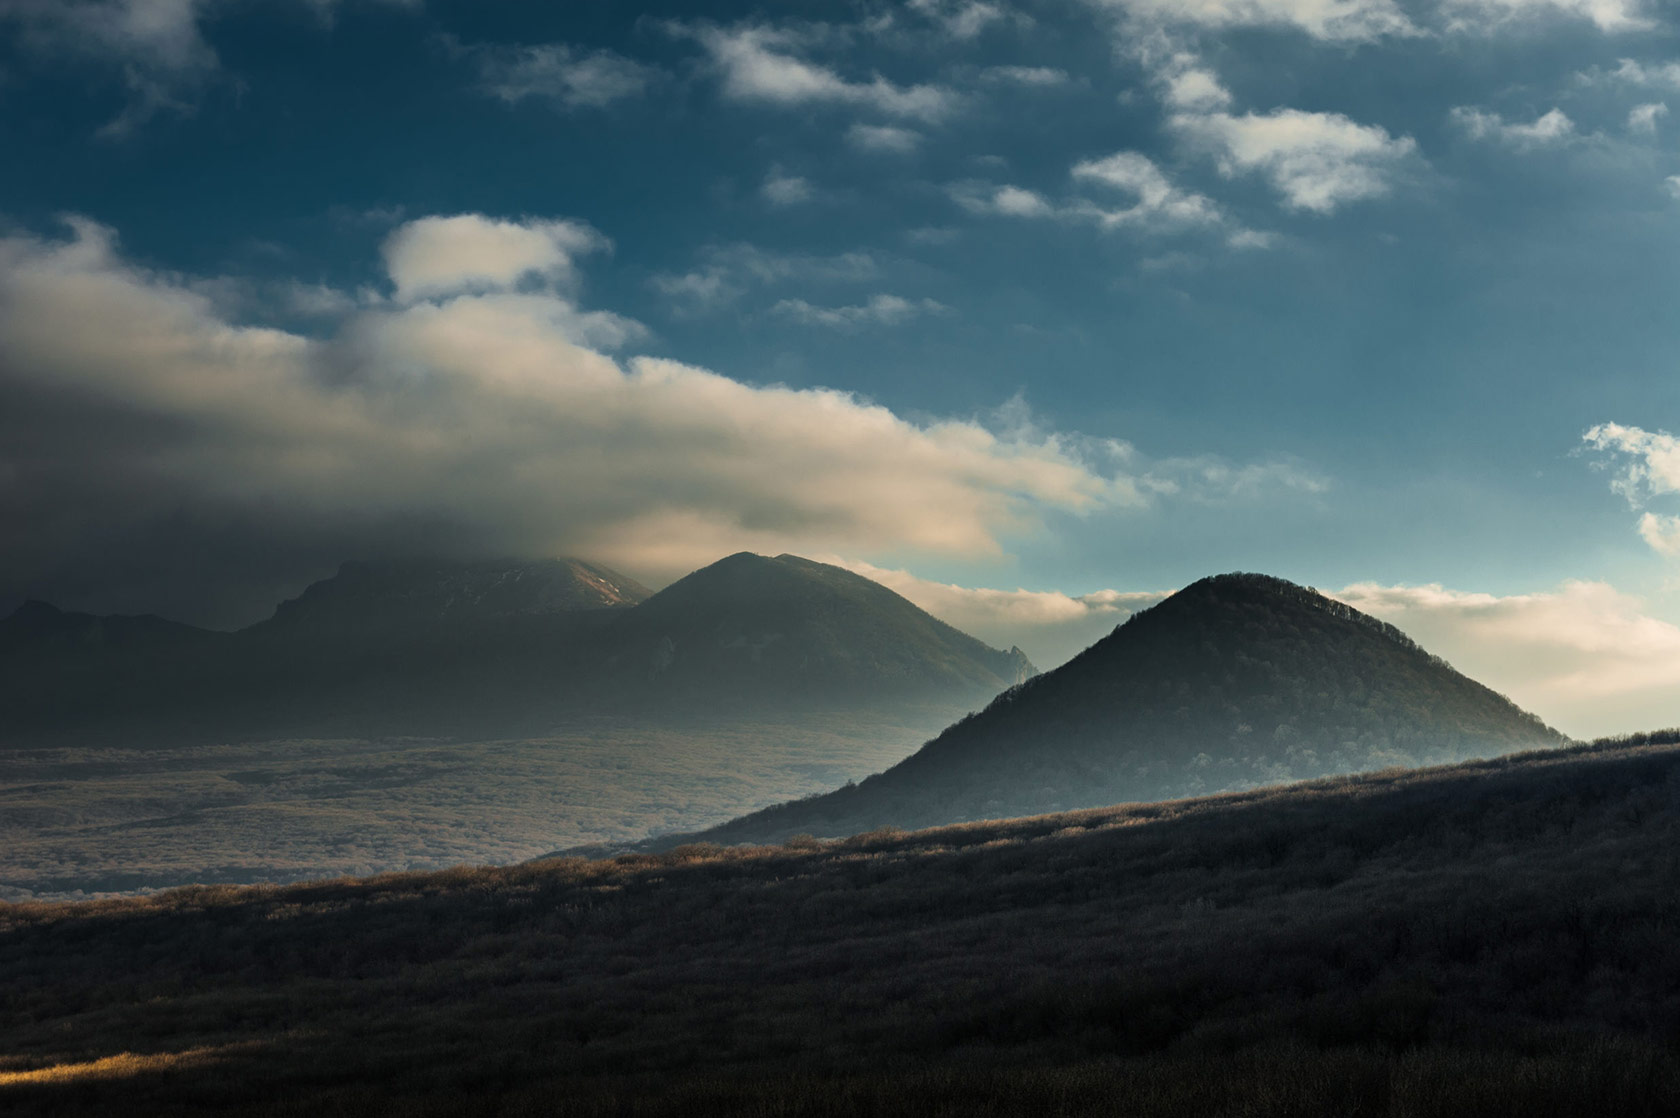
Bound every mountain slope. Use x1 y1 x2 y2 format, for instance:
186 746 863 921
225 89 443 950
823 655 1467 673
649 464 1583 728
683 573 1568 844
0 554 1032 743
254 558 650 637
589 552 1034 707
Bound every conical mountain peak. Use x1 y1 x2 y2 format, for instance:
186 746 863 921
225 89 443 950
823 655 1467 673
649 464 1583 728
682 570 1568 846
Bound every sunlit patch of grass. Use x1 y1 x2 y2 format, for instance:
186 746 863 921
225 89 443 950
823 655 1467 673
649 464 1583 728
0 1047 224 1087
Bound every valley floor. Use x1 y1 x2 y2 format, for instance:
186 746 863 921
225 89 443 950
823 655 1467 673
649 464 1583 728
0 709 959 899
3 735 1679 1115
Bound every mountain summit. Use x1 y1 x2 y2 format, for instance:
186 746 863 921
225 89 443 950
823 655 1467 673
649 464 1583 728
592 553 1034 705
683 573 1569 844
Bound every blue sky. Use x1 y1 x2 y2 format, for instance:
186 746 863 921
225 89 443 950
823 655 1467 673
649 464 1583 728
5 0 1680 733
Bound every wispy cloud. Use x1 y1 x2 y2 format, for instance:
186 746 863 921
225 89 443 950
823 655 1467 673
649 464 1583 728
772 293 947 328
461 40 656 109
1450 106 1577 148
695 24 960 122
1173 107 1418 213
847 123 923 153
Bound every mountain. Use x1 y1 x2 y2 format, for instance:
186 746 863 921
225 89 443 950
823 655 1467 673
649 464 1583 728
678 572 1570 845
0 600 221 658
255 558 650 637
589 553 1034 707
0 553 1031 743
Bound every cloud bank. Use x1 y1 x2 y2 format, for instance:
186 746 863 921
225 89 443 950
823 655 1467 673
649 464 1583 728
1334 580 1680 738
0 212 1257 625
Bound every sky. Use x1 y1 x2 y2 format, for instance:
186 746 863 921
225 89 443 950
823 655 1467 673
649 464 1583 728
4 0 1680 735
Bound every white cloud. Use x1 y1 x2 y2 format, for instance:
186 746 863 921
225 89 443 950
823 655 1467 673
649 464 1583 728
1091 0 1417 42
772 293 947 328
848 123 922 153
0 215 1166 599
1442 0 1651 33
1595 58 1680 88
1450 106 1576 148
762 170 815 206
1332 580 1680 738
835 559 1172 668
466 41 655 109
697 24 958 122
952 183 1061 219
1071 151 1224 230
1583 423 1680 560
1162 65 1233 112
1583 422 1680 504
953 153 1276 244
1666 175 1680 200
381 215 607 303
1638 513 1680 557
908 0 1007 38
1173 108 1418 213
1627 102 1667 134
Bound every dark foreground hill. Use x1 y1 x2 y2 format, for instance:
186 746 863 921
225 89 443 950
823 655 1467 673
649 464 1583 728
3 733 1680 1116
0 553 1032 744
683 573 1566 845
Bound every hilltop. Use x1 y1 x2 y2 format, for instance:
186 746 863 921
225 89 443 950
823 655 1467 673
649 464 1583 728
681 573 1566 845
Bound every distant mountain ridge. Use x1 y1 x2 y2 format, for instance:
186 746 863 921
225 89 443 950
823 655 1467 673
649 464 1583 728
0 553 1033 743
593 553 1034 704
259 558 650 635
673 573 1569 846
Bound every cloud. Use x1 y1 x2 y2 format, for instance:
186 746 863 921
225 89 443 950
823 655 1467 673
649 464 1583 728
1582 423 1680 559
847 123 922 153
696 24 959 122
835 559 1172 668
1090 0 1417 42
1582 422 1680 504
1071 151 1224 230
464 41 656 109
762 170 815 206
1627 102 1667 134
908 0 1008 39
381 215 608 303
1 0 216 133
1332 580 1680 738
1593 58 1680 88
0 0 418 133
1441 0 1651 33
0 215 1169 624
981 65 1070 87
1667 175 1680 200
952 152 1275 244
651 244 877 315
772 293 947 329
952 183 1061 219
1450 106 1576 148
1161 65 1233 113
1172 108 1418 213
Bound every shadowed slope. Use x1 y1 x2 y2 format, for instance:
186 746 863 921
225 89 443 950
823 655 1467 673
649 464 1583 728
683 573 1567 844
591 552 1035 706
2 733 1678 1116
